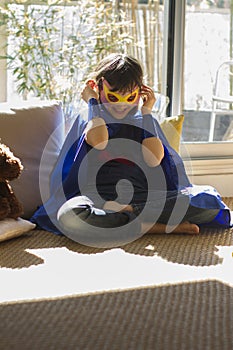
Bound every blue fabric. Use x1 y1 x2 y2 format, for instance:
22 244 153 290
31 99 232 234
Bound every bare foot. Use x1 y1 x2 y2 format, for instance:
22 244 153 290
142 221 200 235
103 201 133 213
103 202 200 235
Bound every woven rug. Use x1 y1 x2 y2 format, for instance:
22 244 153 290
0 198 233 350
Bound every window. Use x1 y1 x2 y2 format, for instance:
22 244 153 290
163 1 233 144
183 0 233 144
163 0 233 196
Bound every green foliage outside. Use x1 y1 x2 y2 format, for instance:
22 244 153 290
0 0 135 119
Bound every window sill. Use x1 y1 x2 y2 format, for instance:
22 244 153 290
181 141 233 160
181 142 233 196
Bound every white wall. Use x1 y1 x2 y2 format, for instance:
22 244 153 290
184 158 233 197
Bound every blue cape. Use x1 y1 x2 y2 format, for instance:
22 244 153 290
31 100 232 234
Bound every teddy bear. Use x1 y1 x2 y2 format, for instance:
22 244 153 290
0 142 24 220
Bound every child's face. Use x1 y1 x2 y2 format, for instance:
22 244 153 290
100 79 140 119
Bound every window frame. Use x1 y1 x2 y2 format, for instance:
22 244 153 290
164 1 233 153
165 0 233 196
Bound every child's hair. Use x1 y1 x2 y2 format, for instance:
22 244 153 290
95 53 143 93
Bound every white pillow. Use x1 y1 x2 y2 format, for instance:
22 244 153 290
0 218 36 242
0 100 65 218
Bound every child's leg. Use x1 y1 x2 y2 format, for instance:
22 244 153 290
57 196 142 247
103 200 199 234
103 201 134 213
182 206 220 225
103 200 220 235
58 196 136 229
144 205 219 235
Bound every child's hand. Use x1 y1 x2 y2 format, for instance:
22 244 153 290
81 80 99 103
140 84 156 115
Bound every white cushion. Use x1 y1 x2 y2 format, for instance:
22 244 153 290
0 100 65 218
0 218 36 242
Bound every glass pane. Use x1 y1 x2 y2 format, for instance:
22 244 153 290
183 1 233 142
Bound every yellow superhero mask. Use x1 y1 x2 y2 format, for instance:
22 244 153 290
100 79 140 105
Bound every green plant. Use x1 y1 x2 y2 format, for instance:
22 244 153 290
0 0 135 119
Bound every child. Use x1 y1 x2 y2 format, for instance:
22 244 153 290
31 54 232 247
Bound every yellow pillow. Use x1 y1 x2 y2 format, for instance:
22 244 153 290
160 114 184 153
